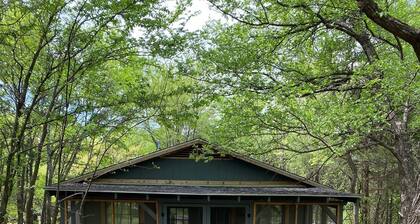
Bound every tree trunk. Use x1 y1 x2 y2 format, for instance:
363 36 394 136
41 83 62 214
26 77 60 224
346 152 358 193
16 156 25 224
0 154 17 224
397 161 419 224
0 107 23 223
388 194 393 224
24 148 42 224
390 102 420 224
362 161 370 224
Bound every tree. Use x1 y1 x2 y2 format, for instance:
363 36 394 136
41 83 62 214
356 0 420 62
182 0 419 223
0 0 189 223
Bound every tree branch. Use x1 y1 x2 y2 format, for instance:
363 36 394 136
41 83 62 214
356 0 420 61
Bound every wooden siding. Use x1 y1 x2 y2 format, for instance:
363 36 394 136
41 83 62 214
62 139 327 188
97 157 304 186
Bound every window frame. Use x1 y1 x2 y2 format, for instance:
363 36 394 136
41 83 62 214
162 203 205 224
162 203 251 224
64 199 159 224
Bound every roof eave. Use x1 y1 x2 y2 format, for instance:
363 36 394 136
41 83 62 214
44 186 361 201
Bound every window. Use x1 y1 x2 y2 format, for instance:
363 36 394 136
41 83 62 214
255 204 296 224
167 207 203 224
66 201 112 224
65 201 157 224
298 205 338 224
254 203 338 224
210 207 246 224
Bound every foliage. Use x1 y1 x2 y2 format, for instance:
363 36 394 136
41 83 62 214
0 0 419 224
0 0 192 223
178 0 419 223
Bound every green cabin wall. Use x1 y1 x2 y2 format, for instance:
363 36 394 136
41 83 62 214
99 157 297 183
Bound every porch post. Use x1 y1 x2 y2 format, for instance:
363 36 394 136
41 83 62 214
339 204 344 224
354 200 359 224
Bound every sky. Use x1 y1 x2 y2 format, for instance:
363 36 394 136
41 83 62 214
131 0 225 38
182 0 225 31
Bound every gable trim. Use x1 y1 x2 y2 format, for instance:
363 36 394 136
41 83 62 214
62 139 325 188
92 179 306 187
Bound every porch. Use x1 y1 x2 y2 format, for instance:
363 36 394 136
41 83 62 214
61 192 354 224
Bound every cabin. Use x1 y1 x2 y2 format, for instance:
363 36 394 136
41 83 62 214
45 139 360 224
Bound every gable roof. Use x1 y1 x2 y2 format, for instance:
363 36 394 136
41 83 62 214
64 139 325 188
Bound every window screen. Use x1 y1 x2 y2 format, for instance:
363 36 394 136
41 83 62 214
255 204 296 224
167 207 203 224
66 201 112 224
115 202 157 224
297 205 338 224
210 207 246 224
66 201 157 224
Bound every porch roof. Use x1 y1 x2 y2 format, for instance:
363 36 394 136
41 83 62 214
45 183 359 202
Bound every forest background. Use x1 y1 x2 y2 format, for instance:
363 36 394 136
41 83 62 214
0 0 419 224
